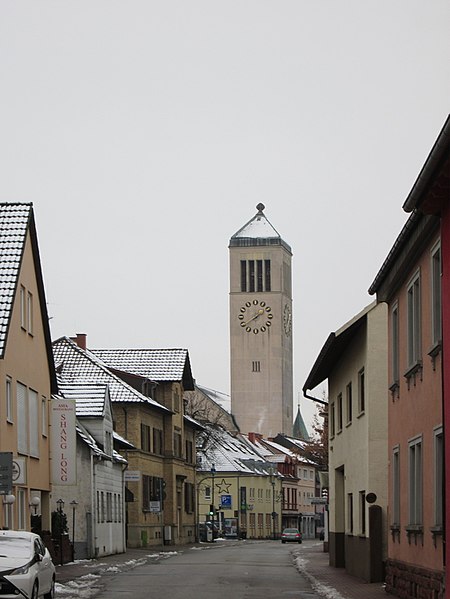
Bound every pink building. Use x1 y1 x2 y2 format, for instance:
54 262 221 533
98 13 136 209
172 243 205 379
369 117 449 597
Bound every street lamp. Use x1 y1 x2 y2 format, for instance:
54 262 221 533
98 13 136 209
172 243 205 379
270 467 276 540
29 496 40 515
70 500 78 561
211 464 216 542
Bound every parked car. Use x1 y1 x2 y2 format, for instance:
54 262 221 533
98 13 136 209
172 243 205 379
281 528 302 544
0 530 56 598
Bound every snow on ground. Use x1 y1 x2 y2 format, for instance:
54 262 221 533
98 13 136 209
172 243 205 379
293 550 347 599
56 552 180 598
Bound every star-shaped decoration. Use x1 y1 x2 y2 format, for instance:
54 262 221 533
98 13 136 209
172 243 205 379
216 479 231 494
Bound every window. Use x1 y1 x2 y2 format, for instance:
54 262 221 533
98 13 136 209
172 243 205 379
240 261 247 292
204 486 211 500
153 428 163 455
141 424 151 452
239 259 271 292
106 492 113 522
20 285 26 329
173 388 180 412
17 382 28 454
252 361 260 373
434 427 443 527
105 431 112 455
359 491 366 535
17 489 26 530
407 273 421 368
185 439 194 464
29 389 39 457
347 493 353 533
27 291 33 335
346 383 352 425
265 260 271 291
330 402 335 438
6 377 13 422
408 437 423 526
431 243 442 346
174 432 182 458
142 475 164 511
184 482 195 513
337 393 343 432
249 260 255 292
392 446 400 527
391 304 399 385
41 396 48 436
257 260 263 292
358 369 365 414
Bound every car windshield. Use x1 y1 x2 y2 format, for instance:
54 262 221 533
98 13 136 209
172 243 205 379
0 537 32 558
283 529 299 533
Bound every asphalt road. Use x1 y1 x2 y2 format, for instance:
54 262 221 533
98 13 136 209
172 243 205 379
94 540 319 599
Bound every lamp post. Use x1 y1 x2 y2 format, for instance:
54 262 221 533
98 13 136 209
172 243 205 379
270 467 276 540
211 464 216 542
56 499 64 565
70 500 78 561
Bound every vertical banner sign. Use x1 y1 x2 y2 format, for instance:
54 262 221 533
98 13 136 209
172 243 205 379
51 399 77 485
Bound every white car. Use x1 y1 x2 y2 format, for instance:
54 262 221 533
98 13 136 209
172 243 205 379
0 530 55 598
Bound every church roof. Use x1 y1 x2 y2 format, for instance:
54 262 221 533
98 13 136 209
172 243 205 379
229 203 292 253
293 405 310 440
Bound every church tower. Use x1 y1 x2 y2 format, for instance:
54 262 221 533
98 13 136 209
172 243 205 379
229 204 293 438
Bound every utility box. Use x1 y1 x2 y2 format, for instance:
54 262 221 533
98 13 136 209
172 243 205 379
164 526 172 543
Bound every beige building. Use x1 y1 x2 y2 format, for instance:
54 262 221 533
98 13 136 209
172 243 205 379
0 203 57 532
229 204 293 438
303 301 388 583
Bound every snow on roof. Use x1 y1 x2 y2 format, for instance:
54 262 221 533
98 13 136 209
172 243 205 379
113 430 135 449
196 384 231 413
75 420 127 464
53 337 170 412
58 381 108 418
230 204 292 253
0 203 31 354
197 427 273 475
90 348 194 388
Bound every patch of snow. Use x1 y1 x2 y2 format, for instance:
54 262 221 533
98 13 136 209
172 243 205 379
294 554 347 599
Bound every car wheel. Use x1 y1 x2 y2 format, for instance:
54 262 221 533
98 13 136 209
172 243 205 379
44 577 55 599
31 581 39 599
281 540 285 544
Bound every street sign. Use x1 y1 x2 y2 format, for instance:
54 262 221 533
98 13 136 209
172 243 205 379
311 498 328 505
0 452 13 494
149 501 161 513
220 494 232 509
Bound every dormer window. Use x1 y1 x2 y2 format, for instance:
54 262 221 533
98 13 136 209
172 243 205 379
105 430 112 455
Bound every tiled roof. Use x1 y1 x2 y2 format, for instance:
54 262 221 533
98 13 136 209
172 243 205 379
52 337 170 412
0 203 32 354
76 420 127 464
58 381 108 418
197 426 273 475
196 385 231 413
90 348 193 386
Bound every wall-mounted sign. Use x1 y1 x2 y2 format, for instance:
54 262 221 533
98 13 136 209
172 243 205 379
124 471 141 482
12 457 26 485
51 399 77 485
220 494 232 509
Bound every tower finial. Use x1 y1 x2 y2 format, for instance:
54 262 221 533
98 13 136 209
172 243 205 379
256 203 265 213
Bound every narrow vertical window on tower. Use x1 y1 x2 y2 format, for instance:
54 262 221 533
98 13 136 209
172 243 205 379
252 361 261 373
257 260 263 291
265 260 271 291
249 260 255 292
240 261 247 292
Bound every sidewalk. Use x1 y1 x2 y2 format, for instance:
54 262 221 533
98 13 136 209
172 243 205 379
298 541 387 599
55 540 388 598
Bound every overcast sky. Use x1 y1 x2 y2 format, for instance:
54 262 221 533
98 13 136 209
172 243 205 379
1 1 449 432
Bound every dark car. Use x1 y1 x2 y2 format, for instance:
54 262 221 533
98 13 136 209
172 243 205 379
281 528 302 544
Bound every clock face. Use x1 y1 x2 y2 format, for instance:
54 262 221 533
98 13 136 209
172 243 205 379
238 299 273 334
283 303 292 336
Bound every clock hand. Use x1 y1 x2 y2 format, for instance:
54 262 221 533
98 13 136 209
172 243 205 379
243 309 264 327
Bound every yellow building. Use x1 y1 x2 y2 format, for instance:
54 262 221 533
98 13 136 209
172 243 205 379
0 203 57 532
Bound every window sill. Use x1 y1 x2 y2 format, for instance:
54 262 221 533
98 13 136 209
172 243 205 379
405 525 423 545
403 362 422 388
428 342 442 370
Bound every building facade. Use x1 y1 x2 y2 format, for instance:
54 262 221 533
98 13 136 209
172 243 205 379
303 301 389 583
0 203 57 534
229 203 293 438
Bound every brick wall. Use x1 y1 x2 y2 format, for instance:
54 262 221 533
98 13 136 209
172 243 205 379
385 559 444 599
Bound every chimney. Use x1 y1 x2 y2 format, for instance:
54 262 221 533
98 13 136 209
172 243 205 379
71 333 87 350
248 432 263 444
